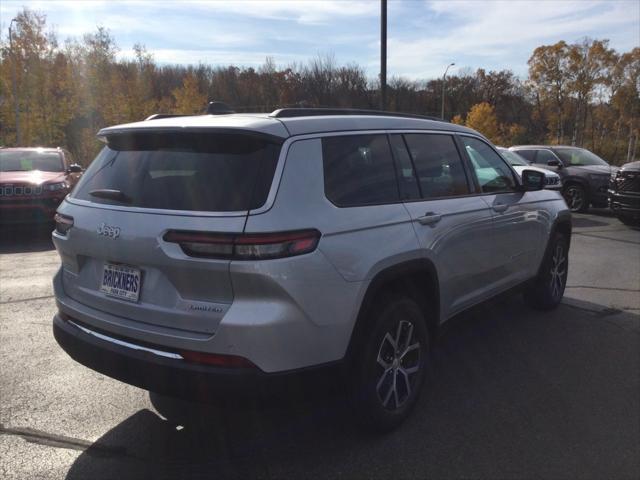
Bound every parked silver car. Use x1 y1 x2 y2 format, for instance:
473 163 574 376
52 108 571 431
497 147 562 189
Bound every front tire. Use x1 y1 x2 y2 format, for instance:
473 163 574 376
564 184 588 213
349 295 429 432
524 233 569 310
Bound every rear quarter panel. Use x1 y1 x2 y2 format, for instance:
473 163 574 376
244 136 422 358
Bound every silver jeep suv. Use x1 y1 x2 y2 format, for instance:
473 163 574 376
52 108 571 431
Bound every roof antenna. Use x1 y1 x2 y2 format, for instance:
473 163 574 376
206 101 235 115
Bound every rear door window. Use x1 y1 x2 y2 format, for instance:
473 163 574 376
403 134 470 198
321 134 400 207
72 132 281 212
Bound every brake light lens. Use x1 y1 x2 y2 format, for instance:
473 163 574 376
163 229 321 260
54 213 74 235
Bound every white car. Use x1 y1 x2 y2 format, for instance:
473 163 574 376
498 147 562 189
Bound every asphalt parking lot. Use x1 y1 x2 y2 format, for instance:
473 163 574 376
1 210 638 480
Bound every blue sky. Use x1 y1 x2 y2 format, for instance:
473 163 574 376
1 0 638 79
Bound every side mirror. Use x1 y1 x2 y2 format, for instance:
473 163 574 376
547 159 561 168
67 164 83 173
521 169 545 191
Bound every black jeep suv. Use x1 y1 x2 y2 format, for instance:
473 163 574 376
609 161 640 226
509 145 616 213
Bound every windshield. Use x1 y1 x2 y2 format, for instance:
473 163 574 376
0 150 64 172
72 132 281 212
498 149 529 166
555 148 608 167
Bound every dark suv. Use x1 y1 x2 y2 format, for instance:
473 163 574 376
0 147 83 225
609 161 640 226
509 145 616 212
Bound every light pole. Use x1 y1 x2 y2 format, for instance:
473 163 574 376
441 62 455 120
380 0 387 110
8 18 21 146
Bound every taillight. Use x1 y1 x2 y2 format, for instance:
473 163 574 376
180 350 256 368
54 213 74 235
163 229 321 260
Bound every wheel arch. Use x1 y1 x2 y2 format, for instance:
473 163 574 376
536 211 572 277
554 211 572 243
345 259 440 361
562 176 589 191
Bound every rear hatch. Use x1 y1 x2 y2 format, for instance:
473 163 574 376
56 130 282 335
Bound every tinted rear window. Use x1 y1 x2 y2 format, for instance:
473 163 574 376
403 134 470 198
322 134 399 207
72 132 281 212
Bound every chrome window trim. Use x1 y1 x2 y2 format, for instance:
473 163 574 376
249 129 475 213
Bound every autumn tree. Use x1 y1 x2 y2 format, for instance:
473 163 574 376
528 41 572 143
172 73 206 114
567 39 616 145
0 7 637 165
0 8 60 146
465 102 501 143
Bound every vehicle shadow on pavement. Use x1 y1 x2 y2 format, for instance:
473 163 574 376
64 296 640 480
0 224 55 254
571 216 610 228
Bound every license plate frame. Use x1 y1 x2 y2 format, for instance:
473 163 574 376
100 263 142 302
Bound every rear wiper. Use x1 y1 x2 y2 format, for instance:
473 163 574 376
89 189 132 204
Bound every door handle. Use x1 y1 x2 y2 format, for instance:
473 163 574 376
418 212 442 226
493 204 509 213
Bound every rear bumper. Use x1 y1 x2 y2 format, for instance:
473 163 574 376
53 313 342 400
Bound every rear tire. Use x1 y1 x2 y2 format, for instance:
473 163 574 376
348 295 429 432
524 233 569 310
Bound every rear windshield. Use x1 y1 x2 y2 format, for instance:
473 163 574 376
72 132 281 212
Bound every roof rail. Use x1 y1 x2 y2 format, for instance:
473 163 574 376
145 114 191 121
269 108 445 122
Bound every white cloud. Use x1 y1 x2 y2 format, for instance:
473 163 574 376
117 48 301 67
385 0 639 78
154 0 379 25
2 0 638 80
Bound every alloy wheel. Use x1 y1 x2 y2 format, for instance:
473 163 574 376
549 243 566 300
565 186 585 212
375 320 421 411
